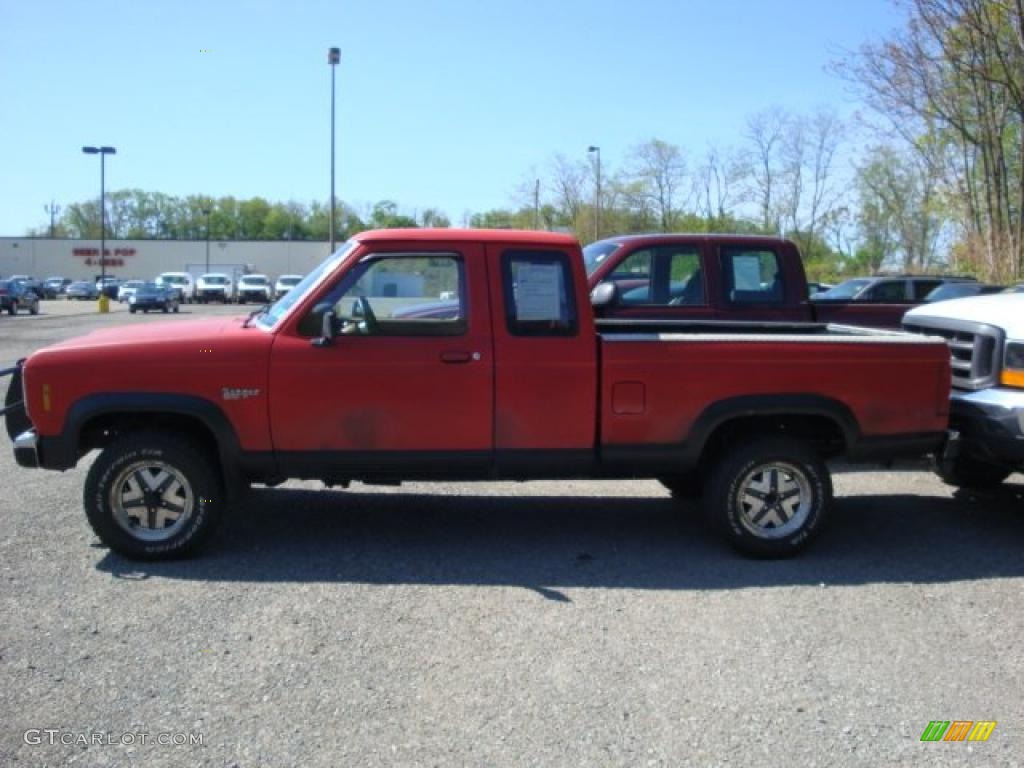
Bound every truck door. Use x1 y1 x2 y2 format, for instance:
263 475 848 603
486 244 598 474
268 244 494 475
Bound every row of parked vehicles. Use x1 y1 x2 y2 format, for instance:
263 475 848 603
147 272 304 304
2 272 307 314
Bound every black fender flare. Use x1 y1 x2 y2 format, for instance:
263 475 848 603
679 394 860 466
48 393 247 476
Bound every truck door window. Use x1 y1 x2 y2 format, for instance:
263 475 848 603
502 250 577 336
609 250 653 303
311 253 466 336
616 247 704 306
721 248 782 304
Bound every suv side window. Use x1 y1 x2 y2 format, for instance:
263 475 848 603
503 249 577 336
308 253 466 336
865 280 906 301
721 247 783 304
912 279 943 300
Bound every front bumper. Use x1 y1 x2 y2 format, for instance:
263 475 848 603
199 289 229 301
14 429 39 468
949 386 1024 467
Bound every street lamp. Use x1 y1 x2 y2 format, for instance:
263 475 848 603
328 47 340 254
82 146 116 311
201 203 212 274
588 145 601 241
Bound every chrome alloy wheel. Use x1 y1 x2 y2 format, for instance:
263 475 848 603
109 461 195 542
736 461 812 540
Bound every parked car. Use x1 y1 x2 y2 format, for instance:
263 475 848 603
95 276 121 295
0 279 41 315
128 282 180 314
1003 283 1024 294
273 274 303 299
9 276 45 299
42 277 72 299
5 229 951 561
196 273 234 303
806 281 834 296
117 280 146 303
66 281 100 300
923 282 1004 303
155 272 195 303
237 274 272 304
904 294 1024 489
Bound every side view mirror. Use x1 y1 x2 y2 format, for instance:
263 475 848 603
311 310 337 347
590 281 619 310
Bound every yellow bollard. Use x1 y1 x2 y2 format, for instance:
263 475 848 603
98 294 110 314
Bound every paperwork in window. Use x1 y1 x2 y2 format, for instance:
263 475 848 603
516 263 562 321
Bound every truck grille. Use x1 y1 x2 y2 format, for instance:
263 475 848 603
903 317 1002 390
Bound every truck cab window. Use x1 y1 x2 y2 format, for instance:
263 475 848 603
614 247 704 306
722 248 782 304
502 250 577 336
308 254 466 336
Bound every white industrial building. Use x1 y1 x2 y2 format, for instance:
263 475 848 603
0 237 334 283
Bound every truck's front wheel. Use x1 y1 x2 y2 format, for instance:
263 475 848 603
83 432 224 560
935 453 1010 489
704 436 831 558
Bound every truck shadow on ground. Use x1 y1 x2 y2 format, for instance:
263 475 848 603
96 483 1024 593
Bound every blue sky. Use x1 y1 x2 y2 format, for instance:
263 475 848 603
0 0 907 235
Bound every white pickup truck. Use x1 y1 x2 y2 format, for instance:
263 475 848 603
904 294 1024 487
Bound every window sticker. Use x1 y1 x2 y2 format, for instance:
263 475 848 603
515 262 563 321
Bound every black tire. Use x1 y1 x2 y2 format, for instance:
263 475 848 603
703 436 832 558
129 307 136 314
935 453 1010 489
162 303 169 313
29 301 39 315
83 431 224 559
7 303 15 316
658 472 702 500
173 304 180 314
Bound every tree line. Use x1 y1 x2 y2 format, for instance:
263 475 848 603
32 0 1022 283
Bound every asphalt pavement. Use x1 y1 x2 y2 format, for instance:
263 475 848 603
1 300 1021 767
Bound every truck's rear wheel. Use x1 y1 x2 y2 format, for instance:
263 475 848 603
84 432 224 560
704 436 831 557
935 453 1010 489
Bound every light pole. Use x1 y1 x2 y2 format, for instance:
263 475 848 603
201 203 212 274
82 146 115 311
588 145 601 241
44 200 61 237
328 47 340 254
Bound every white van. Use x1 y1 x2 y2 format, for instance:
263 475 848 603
155 272 196 303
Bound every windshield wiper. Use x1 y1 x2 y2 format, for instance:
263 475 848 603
242 303 271 328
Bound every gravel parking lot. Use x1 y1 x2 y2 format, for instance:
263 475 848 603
1 301 1022 767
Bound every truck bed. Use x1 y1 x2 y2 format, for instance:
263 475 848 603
595 319 951 469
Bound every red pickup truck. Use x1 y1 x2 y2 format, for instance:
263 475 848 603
585 234 948 328
5 229 951 560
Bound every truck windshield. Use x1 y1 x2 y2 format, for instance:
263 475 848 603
256 241 357 329
582 241 621 276
813 278 871 300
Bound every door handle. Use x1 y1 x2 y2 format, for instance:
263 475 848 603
440 351 480 364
